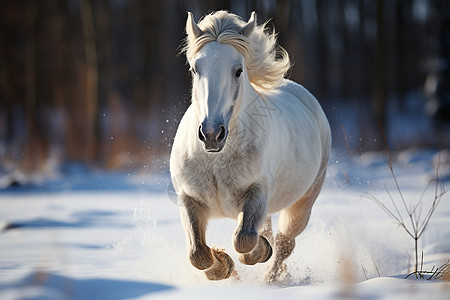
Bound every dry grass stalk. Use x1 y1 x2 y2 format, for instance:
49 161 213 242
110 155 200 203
405 260 450 280
366 126 447 279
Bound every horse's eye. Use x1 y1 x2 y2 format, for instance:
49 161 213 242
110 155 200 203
235 68 243 78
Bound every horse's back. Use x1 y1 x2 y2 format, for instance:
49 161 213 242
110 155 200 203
278 79 329 132
276 79 331 156
263 79 331 212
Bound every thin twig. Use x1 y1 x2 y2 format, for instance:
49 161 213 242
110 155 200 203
361 265 368 280
365 194 414 238
379 125 411 226
420 251 423 273
384 185 405 225
372 256 381 277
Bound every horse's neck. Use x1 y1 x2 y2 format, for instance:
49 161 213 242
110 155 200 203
228 80 266 148
244 77 262 110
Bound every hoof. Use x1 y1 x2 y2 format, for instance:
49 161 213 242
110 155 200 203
190 244 214 270
238 236 272 265
204 248 235 280
230 269 241 281
233 230 258 254
265 262 287 284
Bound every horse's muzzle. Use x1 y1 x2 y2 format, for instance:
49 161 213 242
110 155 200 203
198 124 227 152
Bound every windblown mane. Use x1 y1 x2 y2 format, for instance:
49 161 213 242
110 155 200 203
183 11 291 92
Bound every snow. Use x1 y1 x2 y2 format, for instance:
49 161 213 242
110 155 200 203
0 149 449 299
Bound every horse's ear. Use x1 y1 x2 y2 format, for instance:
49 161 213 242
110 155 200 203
186 12 203 40
240 11 257 37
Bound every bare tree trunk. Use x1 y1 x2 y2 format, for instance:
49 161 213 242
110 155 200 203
23 1 48 171
373 0 387 149
395 1 407 108
81 0 99 161
0 1 14 154
316 0 328 98
338 0 351 99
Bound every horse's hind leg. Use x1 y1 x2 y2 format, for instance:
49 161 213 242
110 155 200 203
260 215 274 243
266 174 326 283
180 194 235 280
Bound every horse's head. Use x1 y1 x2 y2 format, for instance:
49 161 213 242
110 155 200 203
185 12 256 153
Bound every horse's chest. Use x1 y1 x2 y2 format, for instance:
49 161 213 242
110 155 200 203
210 164 250 217
183 153 257 217
213 159 249 190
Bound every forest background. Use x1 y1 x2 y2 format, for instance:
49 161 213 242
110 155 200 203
1 0 449 175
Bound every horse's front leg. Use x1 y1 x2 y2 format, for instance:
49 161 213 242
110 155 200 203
179 194 235 280
233 184 273 265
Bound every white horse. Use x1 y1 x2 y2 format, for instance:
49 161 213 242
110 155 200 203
170 10 331 283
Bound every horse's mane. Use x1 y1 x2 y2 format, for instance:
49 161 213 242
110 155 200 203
183 11 291 92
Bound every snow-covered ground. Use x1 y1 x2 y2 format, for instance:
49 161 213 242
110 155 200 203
0 149 449 299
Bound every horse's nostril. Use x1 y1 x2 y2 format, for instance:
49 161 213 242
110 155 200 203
198 125 206 142
217 125 226 142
